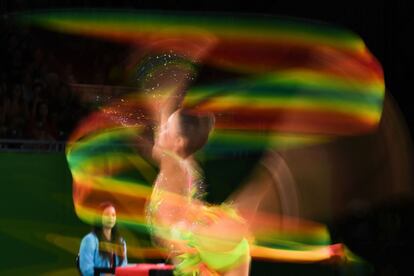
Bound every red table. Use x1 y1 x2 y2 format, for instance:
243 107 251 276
116 264 174 276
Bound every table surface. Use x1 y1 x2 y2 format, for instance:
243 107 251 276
116 263 174 276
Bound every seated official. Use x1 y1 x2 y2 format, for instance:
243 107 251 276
79 202 127 276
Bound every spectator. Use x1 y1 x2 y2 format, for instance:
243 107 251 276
28 100 57 141
4 85 29 139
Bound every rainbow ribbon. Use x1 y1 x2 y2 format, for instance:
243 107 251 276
18 10 383 262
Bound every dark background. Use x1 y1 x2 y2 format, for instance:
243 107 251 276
1 1 413 275
2 0 412 136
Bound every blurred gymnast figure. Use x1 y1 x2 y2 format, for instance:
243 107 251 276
144 57 348 276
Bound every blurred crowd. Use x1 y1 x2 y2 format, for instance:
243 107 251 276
0 21 99 148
